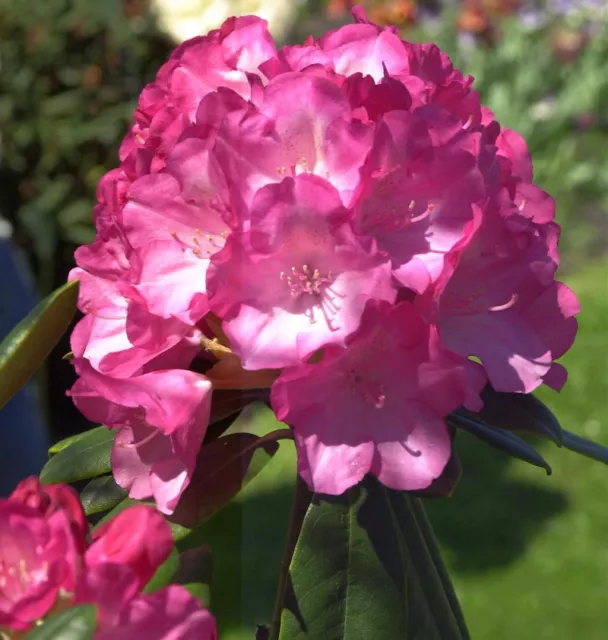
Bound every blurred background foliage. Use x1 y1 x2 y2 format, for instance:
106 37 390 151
0 0 606 290
0 0 606 637
0 0 174 292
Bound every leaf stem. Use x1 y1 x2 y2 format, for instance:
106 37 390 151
269 473 312 640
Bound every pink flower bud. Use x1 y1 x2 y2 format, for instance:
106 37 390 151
86 506 173 591
10 477 88 553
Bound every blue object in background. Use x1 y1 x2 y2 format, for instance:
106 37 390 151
0 232 49 495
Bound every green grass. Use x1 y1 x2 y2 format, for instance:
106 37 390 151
192 259 608 639
429 258 608 639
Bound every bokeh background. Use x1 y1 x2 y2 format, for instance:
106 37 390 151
0 0 606 637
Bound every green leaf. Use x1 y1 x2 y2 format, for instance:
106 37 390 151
168 434 280 529
447 413 552 474
279 476 469 640
80 475 128 516
457 388 564 445
40 427 115 484
168 402 289 529
144 547 180 594
0 279 79 411
22 605 96 640
223 401 286 438
48 429 95 456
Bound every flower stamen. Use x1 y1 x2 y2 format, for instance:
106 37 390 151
119 428 160 449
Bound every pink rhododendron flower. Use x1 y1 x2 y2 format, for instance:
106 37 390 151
271 301 477 494
0 500 80 630
352 108 485 293
74 563 141 628
119 15 276 176
208 175 396 369
69 360 212 514
419 178 579 395
10 477 88 553
95 585 217 640
75 565 218 639
85 506 173 591
110 421 205 515
1 482 218 637
69 6 579 506
208 72 375 211
317 13 406 81
75 505 216 635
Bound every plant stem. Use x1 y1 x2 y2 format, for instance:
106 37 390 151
268 473 312 640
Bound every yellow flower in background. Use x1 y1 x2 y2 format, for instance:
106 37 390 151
150 0 303 42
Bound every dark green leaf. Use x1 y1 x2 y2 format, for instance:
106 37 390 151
169 434 279 529
80 475 128 516
40 427 115 484
22 605 96 640
207 389 265 428
0 279 79 411
173 545 213 586
169 402 288 529
456 387 563 445
223 401 286 438
447 413 552 474
143 547 179 594
172 546 213 607
92 498 141 529
279 476 469 640
562 429 608 464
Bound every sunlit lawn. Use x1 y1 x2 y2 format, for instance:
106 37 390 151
433 258 608 640
193 259 608 639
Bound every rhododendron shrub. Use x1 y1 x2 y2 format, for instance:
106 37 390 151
2 5 605 639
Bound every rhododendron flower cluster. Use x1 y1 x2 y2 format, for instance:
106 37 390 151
68 7 579 510
0 477 216 639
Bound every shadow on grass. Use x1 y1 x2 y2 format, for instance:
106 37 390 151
182 431 568 637
424 431 569 575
